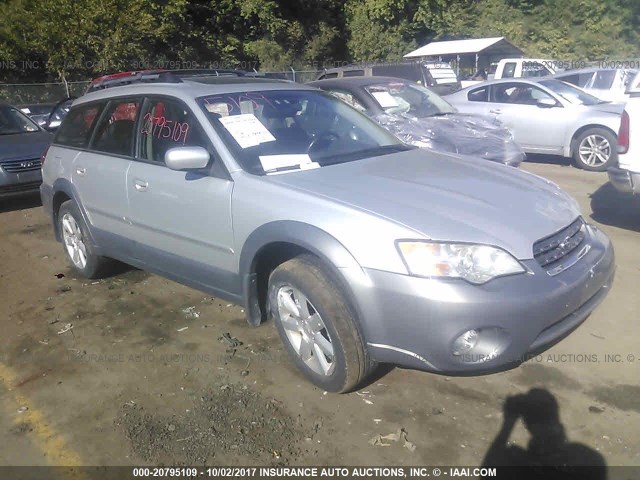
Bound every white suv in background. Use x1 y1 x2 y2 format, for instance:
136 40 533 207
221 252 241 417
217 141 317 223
608 71 640 193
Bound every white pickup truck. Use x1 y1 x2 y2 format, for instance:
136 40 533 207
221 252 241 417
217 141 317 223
461 58 558 88
491 58 557 79
608 71 640 193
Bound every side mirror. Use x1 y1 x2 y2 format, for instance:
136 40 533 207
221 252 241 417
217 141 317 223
536 98 557 108
165 146 210 171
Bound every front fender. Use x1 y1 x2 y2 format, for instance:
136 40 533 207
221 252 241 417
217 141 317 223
239 221 366 326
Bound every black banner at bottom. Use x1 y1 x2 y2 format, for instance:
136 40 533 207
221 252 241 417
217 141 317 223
0 465 634 480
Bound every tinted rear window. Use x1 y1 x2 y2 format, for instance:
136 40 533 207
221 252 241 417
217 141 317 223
372 64 422 83
54 103 104 148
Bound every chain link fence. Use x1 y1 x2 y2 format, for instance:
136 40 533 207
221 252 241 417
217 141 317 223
0 81 90 105
0 70 322 106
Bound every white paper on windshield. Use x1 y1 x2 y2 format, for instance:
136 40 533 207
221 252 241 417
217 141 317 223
219 114 275 149
205 102 229 117
259 154 316 172
371 91 399 108
240 100 255 114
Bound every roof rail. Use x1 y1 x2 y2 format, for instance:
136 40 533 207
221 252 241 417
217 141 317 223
87 70 182 93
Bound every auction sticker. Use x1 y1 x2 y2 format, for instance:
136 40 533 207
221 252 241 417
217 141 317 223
219 114 275 148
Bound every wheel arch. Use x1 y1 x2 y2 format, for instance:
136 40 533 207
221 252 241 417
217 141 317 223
569 124 618 157
51 179 95 244
239 221 365 329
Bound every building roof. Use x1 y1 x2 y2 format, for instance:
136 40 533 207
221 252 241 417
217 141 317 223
404 37 524 58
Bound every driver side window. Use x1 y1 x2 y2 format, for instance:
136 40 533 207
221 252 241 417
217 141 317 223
493 84 554 106
139 98 208 164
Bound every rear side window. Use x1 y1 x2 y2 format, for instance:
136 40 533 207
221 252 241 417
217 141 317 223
91 99 141 156
139 98 208 164
468 87 488 102
502 62 516 78
591 70 616 89
343 70 364 77
54 104 103 148
372 65 422 83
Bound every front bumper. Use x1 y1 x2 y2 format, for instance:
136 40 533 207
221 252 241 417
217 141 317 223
607 167 640 194
346 224 615 374
0 166 42 196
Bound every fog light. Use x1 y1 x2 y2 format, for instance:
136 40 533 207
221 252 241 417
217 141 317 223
452 329 479 356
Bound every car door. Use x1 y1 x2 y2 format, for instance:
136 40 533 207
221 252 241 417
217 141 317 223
70 98 139 254
454 85 492 116
126 96 237 296
487 82 569 153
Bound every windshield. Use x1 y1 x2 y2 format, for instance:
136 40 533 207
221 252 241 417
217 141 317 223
0 105 41 135
364 82 456 117
539 79 603 105
198 89 411 175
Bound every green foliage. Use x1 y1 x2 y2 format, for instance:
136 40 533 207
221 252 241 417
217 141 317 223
0 0 638 81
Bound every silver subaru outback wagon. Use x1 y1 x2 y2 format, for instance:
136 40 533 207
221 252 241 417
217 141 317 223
40 75 615 393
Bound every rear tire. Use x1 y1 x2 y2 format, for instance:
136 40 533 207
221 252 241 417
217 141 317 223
573 128 617 172
58 200 114 278
268 254 374 393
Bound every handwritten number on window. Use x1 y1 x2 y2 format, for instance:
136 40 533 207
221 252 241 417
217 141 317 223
141 112 189 144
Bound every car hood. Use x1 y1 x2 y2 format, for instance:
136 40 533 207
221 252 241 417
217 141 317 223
0 131 52 162
269 149 579 259
373 112 525 166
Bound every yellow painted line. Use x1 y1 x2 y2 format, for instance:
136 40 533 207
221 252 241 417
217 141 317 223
0 362 84 467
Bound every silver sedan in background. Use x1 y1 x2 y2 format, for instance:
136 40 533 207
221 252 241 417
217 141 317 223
445 78 623 171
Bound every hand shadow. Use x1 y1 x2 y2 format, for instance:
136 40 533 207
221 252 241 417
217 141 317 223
481 388 606 480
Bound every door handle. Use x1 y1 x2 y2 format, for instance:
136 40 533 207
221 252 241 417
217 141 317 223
134 179 148 192
76 167 86 176
489 109 502 114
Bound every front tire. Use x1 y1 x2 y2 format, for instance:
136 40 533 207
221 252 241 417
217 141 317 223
573 128 617 172
58 200 114 278
268 255 373 393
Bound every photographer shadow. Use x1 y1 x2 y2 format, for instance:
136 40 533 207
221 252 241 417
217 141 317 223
482 388 607 479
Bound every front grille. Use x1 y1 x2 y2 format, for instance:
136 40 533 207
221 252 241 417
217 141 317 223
533 218 586 268
0 158 42 173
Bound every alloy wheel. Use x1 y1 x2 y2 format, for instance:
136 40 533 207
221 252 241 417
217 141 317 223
61 213 88 269
276 285 336 376
578 134 611 167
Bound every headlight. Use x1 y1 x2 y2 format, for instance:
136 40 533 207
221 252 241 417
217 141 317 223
397 241 525 284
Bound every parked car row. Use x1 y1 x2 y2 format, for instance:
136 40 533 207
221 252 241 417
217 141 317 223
309 77 525 167
310 61 626 171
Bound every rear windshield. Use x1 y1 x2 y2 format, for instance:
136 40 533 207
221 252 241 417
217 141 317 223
197 89 411 175
364 82 456 117
539 79 603 105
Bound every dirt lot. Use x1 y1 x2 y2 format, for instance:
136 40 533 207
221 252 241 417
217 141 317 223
1 159 639 469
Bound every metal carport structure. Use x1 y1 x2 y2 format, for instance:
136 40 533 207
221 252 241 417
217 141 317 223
404 37 524 76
